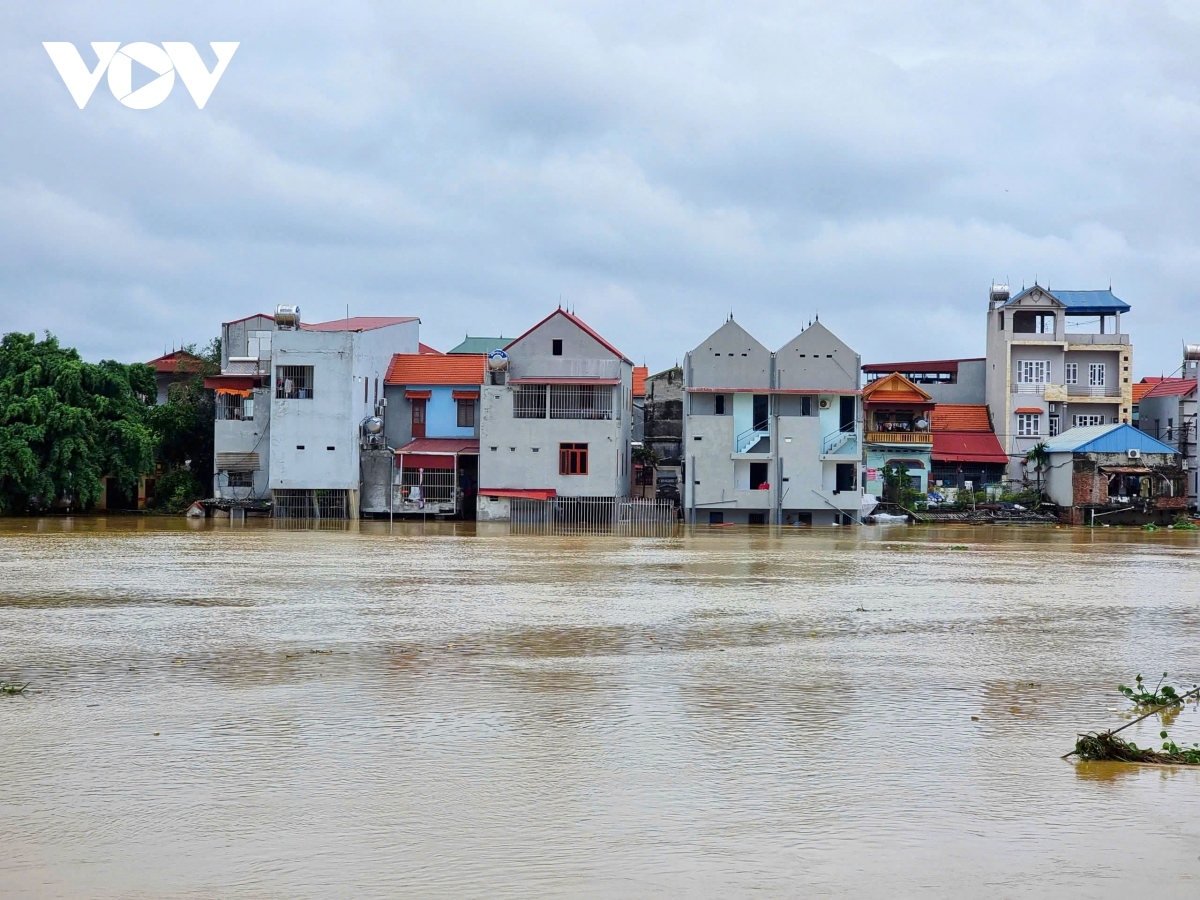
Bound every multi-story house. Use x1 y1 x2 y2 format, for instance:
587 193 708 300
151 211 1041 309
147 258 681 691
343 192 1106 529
985 284 1133 481
207 309 419 518
476 308 634 521
682 318 864 526
862 358 986 404
861 373 934 499
379 352 486 517
1137 346 1199 510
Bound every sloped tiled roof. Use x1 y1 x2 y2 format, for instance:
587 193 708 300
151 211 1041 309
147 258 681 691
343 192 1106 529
931 405 991 432
1132 378 1164 404
1142 377 1197 399
862 372 932 404
632 366 648 398
385 353 486 386
303 316 418 333
146 349 207 374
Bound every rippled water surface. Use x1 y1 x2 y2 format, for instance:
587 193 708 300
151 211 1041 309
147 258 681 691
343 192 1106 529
3 518 1200 898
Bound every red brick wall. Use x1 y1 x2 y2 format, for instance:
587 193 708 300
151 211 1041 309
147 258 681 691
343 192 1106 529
1073 470 1108 507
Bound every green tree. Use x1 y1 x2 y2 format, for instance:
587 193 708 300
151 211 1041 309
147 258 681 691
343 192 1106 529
0 332 157 512
1025 442 1050 498
147 339 220 511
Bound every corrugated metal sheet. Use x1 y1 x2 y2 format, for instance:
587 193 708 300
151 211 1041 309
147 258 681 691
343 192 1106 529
1042 423 1179 455
216 452 260 472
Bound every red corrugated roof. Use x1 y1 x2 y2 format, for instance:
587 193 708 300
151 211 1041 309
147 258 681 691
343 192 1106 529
385 354 486 385
395 437 480 455
933 432 1009 464
633 366 648 398
931 405 991 432
504 309 632 363
1142 378 1197 399
302 316 418 332
147 350 207 374
419 342 442 355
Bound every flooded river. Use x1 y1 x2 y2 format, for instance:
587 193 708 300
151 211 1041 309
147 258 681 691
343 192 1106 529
3 518 1200 897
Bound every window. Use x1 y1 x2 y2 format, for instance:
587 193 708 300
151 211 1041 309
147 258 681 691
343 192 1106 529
411 401 426 425
552 339 563 356
1065 363 1078 385
1048 415 1060 437
559 442 588 475
750 462 769 489
1017 360 1051 384
549 384 613 420
513 384 548 418
1073 414 1106 427
998 312 1005 331
457 398 475 428
1167 418 1174 441
1017 413 1041 436
715 395 725 415
802 396 813 416
276 365 314 399
226 471 253 488
217 393 253 421
709 511 724 524
1089 363 1106 387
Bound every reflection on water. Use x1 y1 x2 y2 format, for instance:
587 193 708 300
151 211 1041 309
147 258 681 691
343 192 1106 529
3 518 1200 897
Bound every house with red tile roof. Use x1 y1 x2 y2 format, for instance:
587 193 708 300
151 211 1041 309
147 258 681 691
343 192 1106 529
861 373 935 498
146 349 210 405
383 352 487 517
1136 363 1198 509
928 404 1009 491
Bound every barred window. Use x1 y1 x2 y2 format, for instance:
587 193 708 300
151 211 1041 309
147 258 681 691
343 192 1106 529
276 366 314 399
513 384 547 418
550 384 613 420
217 393 253 421
226 471 253 488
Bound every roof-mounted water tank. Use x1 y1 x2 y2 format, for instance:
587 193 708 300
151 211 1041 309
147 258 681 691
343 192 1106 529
989 283 1010 305
275 305 301 330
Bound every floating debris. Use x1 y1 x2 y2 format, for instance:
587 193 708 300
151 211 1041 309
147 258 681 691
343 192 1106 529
1066 674 1200 765
1 682 29 696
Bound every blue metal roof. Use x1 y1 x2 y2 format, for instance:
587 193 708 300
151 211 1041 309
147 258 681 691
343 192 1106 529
1005 287 1130 315
1042 423 1177 455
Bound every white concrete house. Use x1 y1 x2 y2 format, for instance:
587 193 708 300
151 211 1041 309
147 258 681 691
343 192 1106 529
476 308 634 521
209 312 419 518
682 317 865 526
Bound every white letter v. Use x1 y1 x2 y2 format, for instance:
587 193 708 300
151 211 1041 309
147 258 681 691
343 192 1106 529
43 42 121 109
162 42 239 109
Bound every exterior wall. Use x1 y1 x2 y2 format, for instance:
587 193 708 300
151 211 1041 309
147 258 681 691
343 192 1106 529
1044 452 1077 507
221 315 274 367
1138 390 1198 508
686 320 771 390
864 445 931 497
644 367 683 460
383 383 411 449
269 321 418 492
929 360 985 405
776 322 860 392
213 385 272 499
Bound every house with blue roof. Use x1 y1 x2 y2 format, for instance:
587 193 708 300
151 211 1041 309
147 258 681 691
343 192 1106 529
1041 422 1185 525
984 283 1134 482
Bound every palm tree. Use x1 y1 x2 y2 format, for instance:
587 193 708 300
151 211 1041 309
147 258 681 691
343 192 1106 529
1025 442 1049 498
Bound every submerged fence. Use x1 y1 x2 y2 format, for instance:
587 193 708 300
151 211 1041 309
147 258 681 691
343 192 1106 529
272 489 351 521
510 496 677 537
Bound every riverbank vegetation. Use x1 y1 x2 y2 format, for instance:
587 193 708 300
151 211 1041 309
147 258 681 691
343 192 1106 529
0 331 217 514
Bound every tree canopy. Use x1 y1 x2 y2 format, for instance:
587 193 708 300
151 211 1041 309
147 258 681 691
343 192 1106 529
0 332 158 512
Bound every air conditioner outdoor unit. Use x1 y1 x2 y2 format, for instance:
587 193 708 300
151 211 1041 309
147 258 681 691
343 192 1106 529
1127 449 1142 460
819 399 831 409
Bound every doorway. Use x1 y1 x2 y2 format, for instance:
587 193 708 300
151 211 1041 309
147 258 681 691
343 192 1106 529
411 399 427 438
839 396 855 432
752 394 769 431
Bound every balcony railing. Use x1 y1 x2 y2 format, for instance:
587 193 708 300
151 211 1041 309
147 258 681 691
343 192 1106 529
735 427 770 454
822 429 857 455
1066 384 1120 398
1012 383 1048 394
865 431 933 445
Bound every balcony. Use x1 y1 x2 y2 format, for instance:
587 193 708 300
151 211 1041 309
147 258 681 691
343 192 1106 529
1012 383 1048 394
865 431 933 445
1065 332 1129 346
1066 384 1120 399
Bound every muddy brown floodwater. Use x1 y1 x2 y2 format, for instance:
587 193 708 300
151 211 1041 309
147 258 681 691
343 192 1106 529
3 518 1200 897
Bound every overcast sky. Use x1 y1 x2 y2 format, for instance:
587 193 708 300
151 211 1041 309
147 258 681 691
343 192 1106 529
3 2 1199 376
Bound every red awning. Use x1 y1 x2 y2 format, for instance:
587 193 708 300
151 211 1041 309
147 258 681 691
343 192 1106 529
451 389 480 400
400 453 455 470
479 488 557 500
203 374 259 392
395 437 480 456
932 432 1010 465
405 390 432 400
